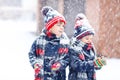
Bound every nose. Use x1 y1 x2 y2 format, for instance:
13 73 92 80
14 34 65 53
88 39 92 43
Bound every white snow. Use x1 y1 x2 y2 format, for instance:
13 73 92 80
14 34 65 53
96 58 120 80
0 20 120 80
0 20 37 80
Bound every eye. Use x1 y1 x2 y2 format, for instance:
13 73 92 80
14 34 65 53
57 24 61 27
86 38 89 40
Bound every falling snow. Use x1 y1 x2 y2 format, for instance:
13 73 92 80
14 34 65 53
0 20 120 80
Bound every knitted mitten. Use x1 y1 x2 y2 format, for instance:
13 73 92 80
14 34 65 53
94 56 106 68
34 64 42 76
34 77 43 80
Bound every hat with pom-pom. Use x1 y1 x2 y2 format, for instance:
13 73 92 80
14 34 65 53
41 6 66 31
74 13 95 40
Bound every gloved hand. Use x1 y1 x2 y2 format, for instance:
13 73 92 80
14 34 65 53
94 56 106 68
100 56 106 65
35 77 42 80
34 64 42 76
51 62 61 71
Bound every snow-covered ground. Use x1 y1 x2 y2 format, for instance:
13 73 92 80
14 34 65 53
0 20 120 80
0 20 36 80
96 58 120 80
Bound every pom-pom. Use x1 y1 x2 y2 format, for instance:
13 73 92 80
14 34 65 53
41 6 53 16
76 13 87 20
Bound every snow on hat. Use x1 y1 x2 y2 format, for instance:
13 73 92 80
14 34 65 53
41 6 66 31
74 13 95 40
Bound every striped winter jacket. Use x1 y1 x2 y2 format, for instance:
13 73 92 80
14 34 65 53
29 31 70 80
69 39 98 80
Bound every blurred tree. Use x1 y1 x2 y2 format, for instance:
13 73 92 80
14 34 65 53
86 0 120 58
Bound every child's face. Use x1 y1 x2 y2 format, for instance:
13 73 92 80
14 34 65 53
80 35 93 44
49 22 65 37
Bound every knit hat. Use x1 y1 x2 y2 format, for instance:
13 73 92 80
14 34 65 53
74 13 95 40
41 6 66 31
